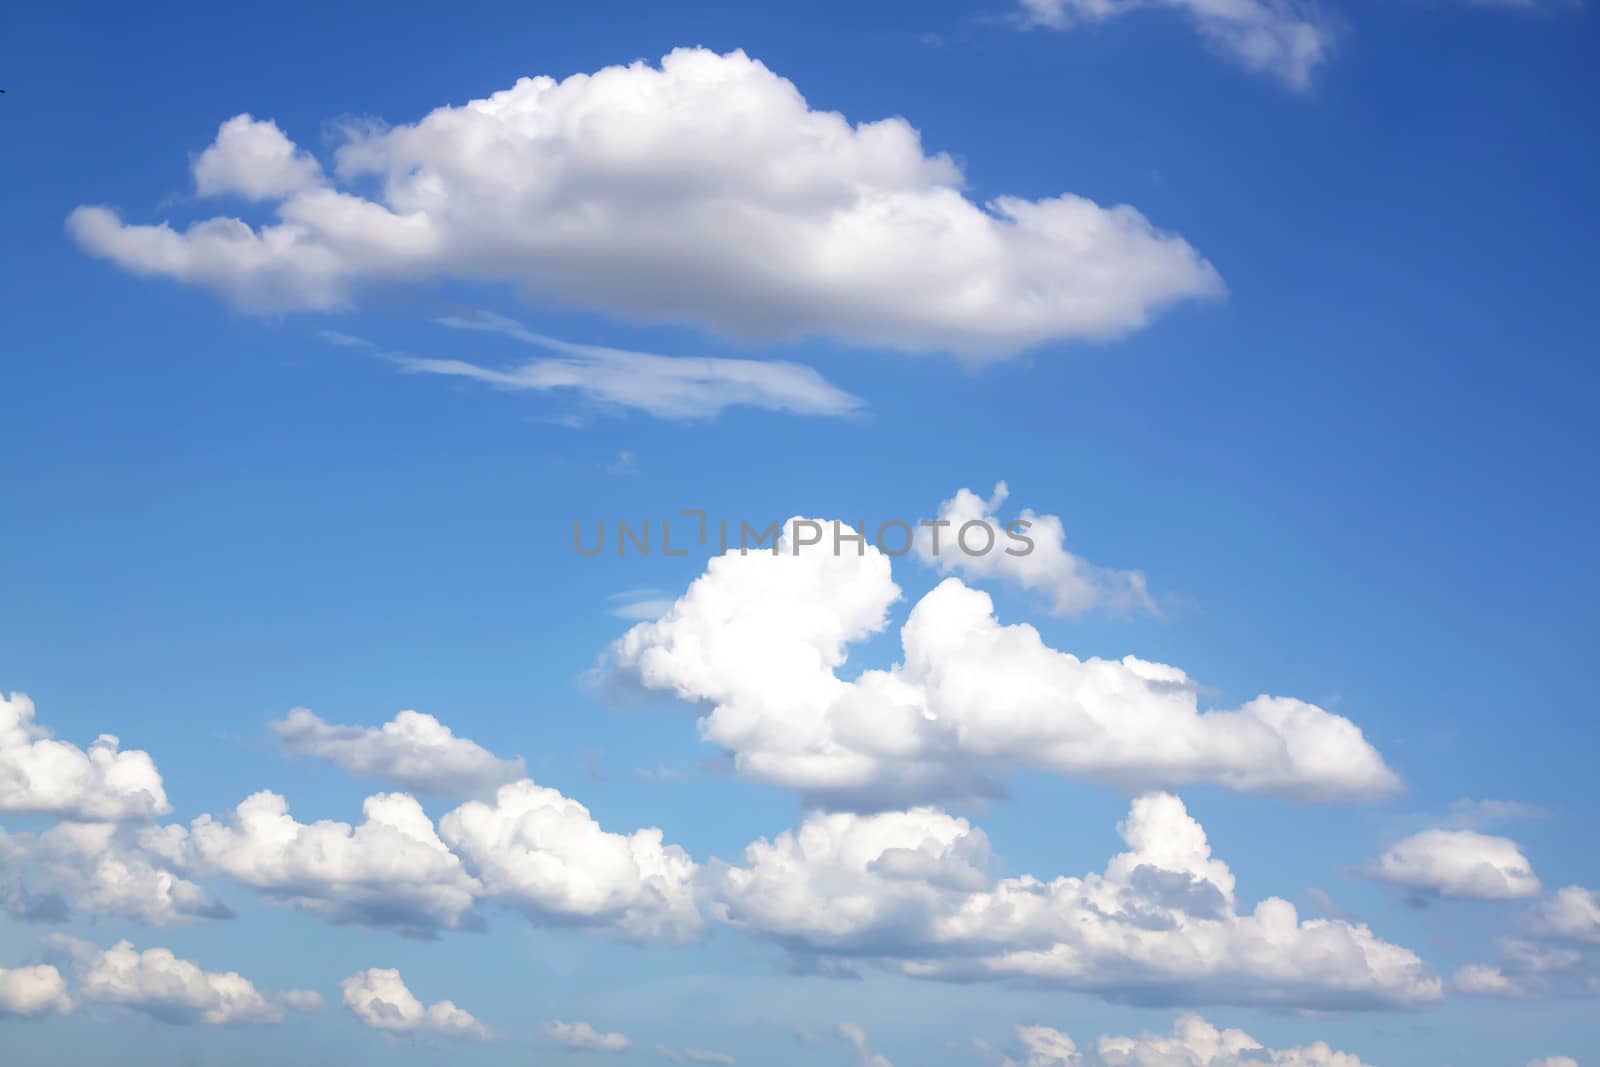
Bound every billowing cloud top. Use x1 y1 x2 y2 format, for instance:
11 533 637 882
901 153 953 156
341 967 491 1040
0 963 73 1019
712 791 1441 1009
1 692 169 822
609 519 1400 808
67 48 1222 357
58 937 321 1026
1003 1012 1377 1066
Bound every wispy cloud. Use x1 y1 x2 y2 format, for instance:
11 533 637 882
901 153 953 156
1017 0 1337 91
320 316 862 421
409 311 863 420
609 588 674 622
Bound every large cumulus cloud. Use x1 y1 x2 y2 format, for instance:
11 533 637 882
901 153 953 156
608 519 1400 808
68 48 1221 358
711 792 1440 1009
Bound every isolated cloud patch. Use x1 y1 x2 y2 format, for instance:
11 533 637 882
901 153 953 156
342 967 491 1040
1364 829 1541 900
1078 1012 1373 1065
1452 886 1600 1000
68 48 1221 357
0 962 73 1019
608 519 1398 808
1019 0 1336 90
439 779 702 944
712 792 1440 1009
545 1020 631 1053
1531 886 1600 944
839 1022 895 1067
57 937 320 1025
0 692 169 822
271 706 526 797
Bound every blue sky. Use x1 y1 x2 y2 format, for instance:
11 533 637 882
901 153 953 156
1 2 1598 1065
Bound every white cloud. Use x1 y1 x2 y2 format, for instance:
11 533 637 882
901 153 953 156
162 790 482 935
68 48 1221 358
1089 1013 1374 1065
915 483 1154 616
712 792 1439 1009
1452 930 1593 1001
1 691 170 821
1531 886 1600 944
1452 962 1534 998
1018 0 1336 91
64 938 319 1025
545 1020 630 1052
0 820 227 925
609 519 1398 808
610 589 675 623
341 967 490 1040
0 962 72 1019
1002 1024 1080 1066
270 707 526 796
1364 829 1541 900
1525 1059 1580 1067
438 778 702 943
193 115 324 201
394 312 864 419
840 1022 895 1067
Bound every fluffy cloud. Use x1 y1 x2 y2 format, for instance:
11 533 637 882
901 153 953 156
341 967 490 1040
545 1020 630 1052
193 115 323 201
270 707 526 796
915 483 1154 616
1018 0 1335 91
67 48 1221 358
712 792 1439 1009
1454 924 1597 1001
439 779 701 943
0 962 73 1019
1530 886 1600 944
1452 962 1535 998
62 938 319 1025
996 1013 1376 1065
609 520 1398 808
840 1022 895 1067
1364 829 1541 900
159 790 482 935
1089 1013 1373 1065
0 820 227 925
1452 886 1600 1000
1524 1059 1580 1067
1003 1024 1081 1066
1 692 169 821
